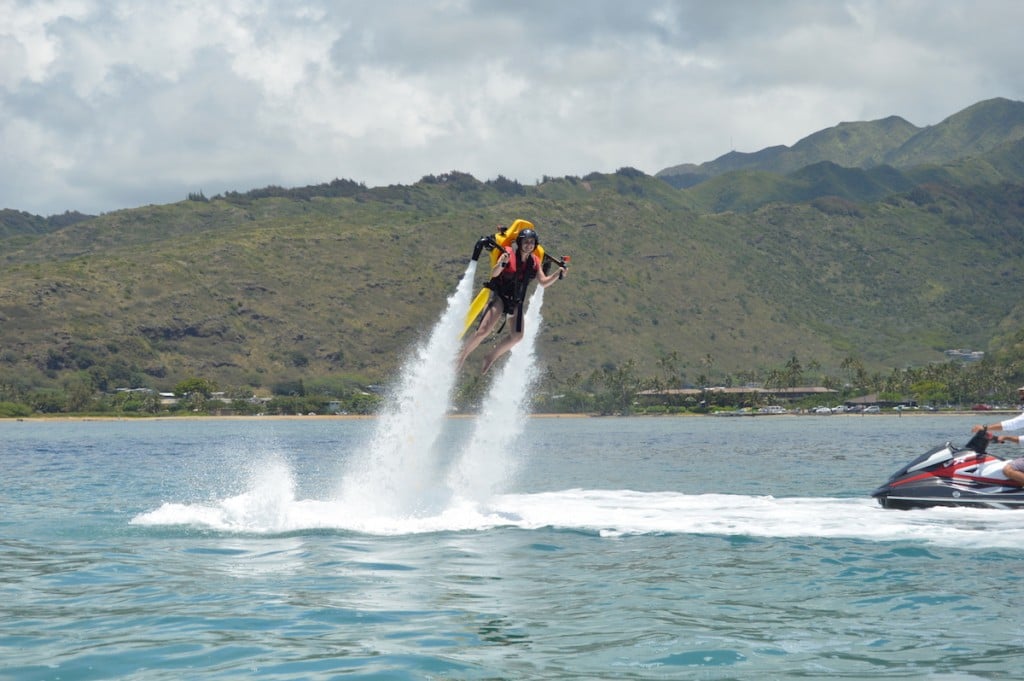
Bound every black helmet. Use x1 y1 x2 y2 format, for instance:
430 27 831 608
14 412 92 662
517 228 539 245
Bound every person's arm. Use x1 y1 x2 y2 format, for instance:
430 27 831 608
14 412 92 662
536 260 566 287
998 435 1021 445
1000 411 1024 432
491 250 510 278
975 411 1024 434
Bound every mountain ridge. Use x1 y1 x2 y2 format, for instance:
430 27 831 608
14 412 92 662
657 97 1024 189
2 100 1024 402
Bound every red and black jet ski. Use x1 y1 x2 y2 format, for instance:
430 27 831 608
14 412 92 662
872 428 1024 509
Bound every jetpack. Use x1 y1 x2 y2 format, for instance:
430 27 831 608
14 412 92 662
461 219 570 338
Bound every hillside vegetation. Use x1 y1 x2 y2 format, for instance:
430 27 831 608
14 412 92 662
3 99 1024 410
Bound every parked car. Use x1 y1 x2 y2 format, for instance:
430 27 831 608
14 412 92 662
972 404 993 411
863 405 881 414
812 406 833 414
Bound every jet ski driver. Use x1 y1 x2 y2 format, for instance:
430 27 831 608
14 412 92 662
456 227 567 374
972 385 1024 485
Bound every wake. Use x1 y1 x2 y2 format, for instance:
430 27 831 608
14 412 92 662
132 481 1024 549
134 260 547 532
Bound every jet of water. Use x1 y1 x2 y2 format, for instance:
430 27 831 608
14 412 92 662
448 286 546 500
339 260 548 519
338 261 479 516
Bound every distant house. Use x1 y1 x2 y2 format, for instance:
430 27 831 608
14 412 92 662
844 394 915 409
637 386 838 403
945 349 984 362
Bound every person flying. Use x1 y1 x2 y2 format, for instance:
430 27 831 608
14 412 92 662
456 227 567 374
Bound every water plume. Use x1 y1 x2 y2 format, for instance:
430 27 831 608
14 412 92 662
338 261 478 516
448 286 545 500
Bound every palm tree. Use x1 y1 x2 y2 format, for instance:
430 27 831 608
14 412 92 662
783 354 804 387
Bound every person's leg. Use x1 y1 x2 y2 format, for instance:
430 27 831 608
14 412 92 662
1003 460 1024 486
457 303 503 370
481 329 524 374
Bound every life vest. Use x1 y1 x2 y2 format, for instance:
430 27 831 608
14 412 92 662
491 246 539 297
486 246 540 333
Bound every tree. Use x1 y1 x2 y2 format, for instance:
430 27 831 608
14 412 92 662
173 377 217 412
701 354 715 383
840 356 867 390
595 360 641 415
911 380 951 406
0 401 31 417
783 355 804 387
173 377 216 398
64 377 95 412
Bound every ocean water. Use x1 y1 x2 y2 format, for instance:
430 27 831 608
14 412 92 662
4 414 1024 680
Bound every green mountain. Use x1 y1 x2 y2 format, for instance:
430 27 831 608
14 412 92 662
663 99 1024 215
885 98 1024 167
3 100 1024 400
658 98 1024 192
658 115 921 188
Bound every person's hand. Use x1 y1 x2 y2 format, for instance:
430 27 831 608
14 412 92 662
498 253 510 268
971 424 986 433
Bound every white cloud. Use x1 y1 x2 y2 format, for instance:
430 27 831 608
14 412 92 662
1 0 1023 215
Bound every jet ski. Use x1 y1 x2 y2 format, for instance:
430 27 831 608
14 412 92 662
872 428 1024 509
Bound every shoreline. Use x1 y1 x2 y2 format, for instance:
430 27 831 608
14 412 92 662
0 412 594 422
0 411 1010 423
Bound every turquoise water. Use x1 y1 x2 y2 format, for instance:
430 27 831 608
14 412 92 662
4 415 1024 680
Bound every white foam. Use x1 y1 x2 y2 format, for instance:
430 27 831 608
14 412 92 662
132 483 1024 549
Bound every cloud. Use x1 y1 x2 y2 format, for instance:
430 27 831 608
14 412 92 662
1 0 1023 216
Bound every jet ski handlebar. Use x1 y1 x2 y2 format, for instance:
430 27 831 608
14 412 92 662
965 426 993 456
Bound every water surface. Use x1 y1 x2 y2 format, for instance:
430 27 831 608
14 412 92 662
4 415 1023 680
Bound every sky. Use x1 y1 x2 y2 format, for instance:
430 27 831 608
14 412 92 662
2 1 1023 217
